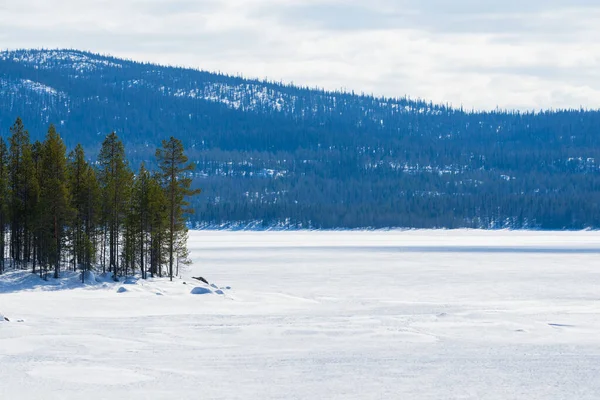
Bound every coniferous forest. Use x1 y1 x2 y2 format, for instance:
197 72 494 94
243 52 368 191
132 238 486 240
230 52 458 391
0 117 200 280
3 50 600 230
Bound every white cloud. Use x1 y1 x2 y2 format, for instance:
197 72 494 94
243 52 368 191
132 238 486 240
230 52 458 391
1 0 600 110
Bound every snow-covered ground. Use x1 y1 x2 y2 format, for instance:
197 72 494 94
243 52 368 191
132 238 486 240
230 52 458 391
1 230 600 399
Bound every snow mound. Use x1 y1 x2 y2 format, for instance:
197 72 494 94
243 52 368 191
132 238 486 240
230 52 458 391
215 289 224 295
190 287 213 295
0 269 100 292
96 272 117 283
83 271 96 283
0 313 7 322
116 287 128 293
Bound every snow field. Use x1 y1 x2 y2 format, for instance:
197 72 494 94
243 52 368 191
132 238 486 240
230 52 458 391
1 230 600 399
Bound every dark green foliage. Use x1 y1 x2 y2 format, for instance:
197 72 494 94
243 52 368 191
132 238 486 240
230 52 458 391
98 132 133 278
68 144 101 282
130 163 151 279
38 125 71 278
8 118 38 269
0 117 199 279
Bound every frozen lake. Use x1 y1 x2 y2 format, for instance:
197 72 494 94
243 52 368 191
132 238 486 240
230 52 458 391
1 230 600 399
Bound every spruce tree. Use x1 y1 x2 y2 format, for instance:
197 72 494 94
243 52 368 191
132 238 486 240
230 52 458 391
68 145 85 271
8 118 38 270
98 132 132 279
39 125 71 279
156 137 200 281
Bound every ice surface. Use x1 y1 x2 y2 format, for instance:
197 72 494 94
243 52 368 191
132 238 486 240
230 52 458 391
1 230 600 399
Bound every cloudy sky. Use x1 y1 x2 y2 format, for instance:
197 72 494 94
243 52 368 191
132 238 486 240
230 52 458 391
1 0 599 110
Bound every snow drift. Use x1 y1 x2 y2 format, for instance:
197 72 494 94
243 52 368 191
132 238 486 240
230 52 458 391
190 287 213 295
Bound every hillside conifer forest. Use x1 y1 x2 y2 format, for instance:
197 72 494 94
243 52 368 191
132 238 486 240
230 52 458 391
2 50 600 229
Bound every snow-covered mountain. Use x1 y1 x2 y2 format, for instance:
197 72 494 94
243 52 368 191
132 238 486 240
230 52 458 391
0 49 441 127
2 49 600 229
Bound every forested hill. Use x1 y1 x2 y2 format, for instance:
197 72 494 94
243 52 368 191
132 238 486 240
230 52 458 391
2 49 600 230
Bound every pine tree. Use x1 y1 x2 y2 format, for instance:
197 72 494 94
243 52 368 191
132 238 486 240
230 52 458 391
39 125 71 279
2 118 199 282
8 118 38 270
122 203 137 278
121 178 136 278
147 173 168 278
130 163 151 279
98 132 132 279
68 145 86 271
68 144 100 282
80 166 101 281
156 137 200 281
0 138 9 274
31 140 43 275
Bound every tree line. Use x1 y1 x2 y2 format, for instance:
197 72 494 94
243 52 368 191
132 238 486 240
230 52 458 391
0 117 200 281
